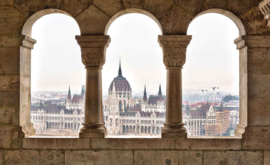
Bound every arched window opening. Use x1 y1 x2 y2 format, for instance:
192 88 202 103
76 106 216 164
183 13 243 137
103 13 164 138
24 13 83 137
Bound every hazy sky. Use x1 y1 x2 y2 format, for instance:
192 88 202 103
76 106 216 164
31 13 239 95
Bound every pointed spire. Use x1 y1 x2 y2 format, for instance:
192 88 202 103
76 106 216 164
143 85 147 101
158 84 162 96
81 85 85 95
158 85 162 101
186 102 190 115
68 85 71 100
118 58 122 76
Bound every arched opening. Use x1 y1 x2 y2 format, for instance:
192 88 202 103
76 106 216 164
103 10 164 137
21 9 82 137
184 9 247 138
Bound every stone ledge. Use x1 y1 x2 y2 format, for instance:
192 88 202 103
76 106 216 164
243 36 270 48
91 138 174 149
175 138 242 150
23 138 90 149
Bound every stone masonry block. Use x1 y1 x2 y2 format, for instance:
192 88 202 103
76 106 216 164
0 48 20 75
0 92 19 125
204 151 263 165
0 150 3 165
249 74 270 99
5 150 64 165
134 151 202 165
91 138 174 149
65 150 133 165
122 0 145 9
0 75 19 92
175 138 241 150
228 0 254 17
93 0 125 17
243 127 270 150
143 0 174 18
248 48 270 75
265 151 270 165
61 0 93 17
23 138 90 149
0 126 22 149
248 98 270 126
75 5 110 34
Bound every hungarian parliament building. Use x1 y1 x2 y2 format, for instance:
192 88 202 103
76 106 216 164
31 62 239 136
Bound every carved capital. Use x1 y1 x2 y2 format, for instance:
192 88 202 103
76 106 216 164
158 35 192 67
22 36 36 49
21 122 36 137
259 0 270 27
76 35 111 67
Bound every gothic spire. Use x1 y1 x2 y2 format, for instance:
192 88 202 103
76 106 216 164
68 85 71 100
143 85 147 101
118 58 122 76
158 84 162 96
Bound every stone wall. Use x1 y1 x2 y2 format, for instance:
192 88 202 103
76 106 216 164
0 0 270 164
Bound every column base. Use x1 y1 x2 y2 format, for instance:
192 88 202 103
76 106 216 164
79 123 106 138
79 132 105 138
162 132 187 138
162 122 186 133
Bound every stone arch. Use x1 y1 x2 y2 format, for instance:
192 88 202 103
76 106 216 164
105 8 163 35
20 9 81 137
191 9 245 36
188 9 247 138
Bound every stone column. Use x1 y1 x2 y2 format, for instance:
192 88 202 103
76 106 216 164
158 35 192 138
76 35 111 138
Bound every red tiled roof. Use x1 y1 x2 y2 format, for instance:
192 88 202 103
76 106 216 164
72 95 82 103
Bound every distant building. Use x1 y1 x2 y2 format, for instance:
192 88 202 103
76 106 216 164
104 61 166 136
30 85 85 136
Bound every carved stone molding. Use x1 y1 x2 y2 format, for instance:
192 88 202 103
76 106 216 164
22 36 36 49
158 35 192 67
242 36 270 47
234 36 246 50
76 35 111 67
21 122 36 137
259 0 270 27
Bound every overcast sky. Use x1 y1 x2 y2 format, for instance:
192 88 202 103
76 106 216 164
31 13 239 95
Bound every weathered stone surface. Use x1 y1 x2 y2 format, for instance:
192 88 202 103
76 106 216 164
0 92 19 107
122 0 145 9
14 0 43 17
204 0 227 10
0 150 3 165
0 35 24 48
65 150 133 165
92 138 174 149
0 48 20 75
243 127 270 150
0 126 22 149
158 5 192 35
5 150 64 165
134 151 202 165
248 48 270 75
248 98 270 126
0 75 19 92
93 0 125 17
204 151 263 165
265 151 270 165
0 106 19 126
61 0 93 17
0 0 13 6
228 0 254 17
241 7 270 35
175 0 206 17
144 0 174 18
249 75 270 99
0 6 26 35
175 138 241 150
75 5 110 34
23 138 90 149
41 0 63 9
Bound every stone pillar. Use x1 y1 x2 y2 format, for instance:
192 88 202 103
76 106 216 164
158 35 192 138
76 35 111 138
